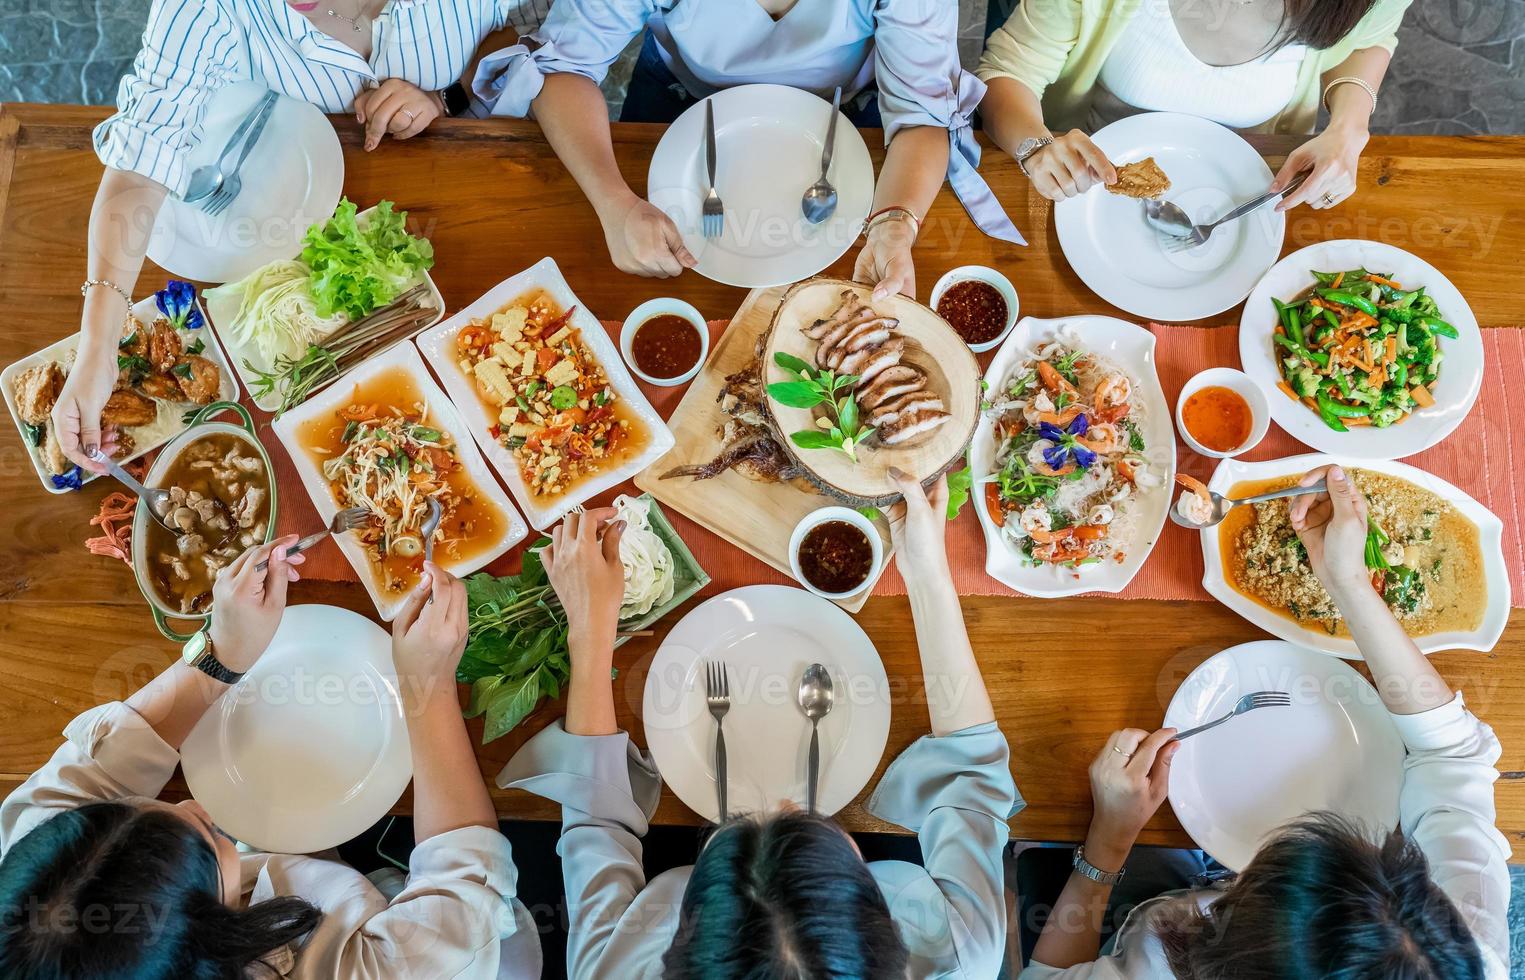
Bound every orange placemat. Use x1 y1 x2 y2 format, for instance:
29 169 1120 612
267 321 1525 606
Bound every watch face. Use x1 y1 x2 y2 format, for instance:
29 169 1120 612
182 631 208 663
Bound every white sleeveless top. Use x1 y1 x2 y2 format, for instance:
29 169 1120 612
1089 0 1307 132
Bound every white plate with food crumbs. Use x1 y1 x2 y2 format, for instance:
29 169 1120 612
415 257 674 530
272 342 527 620
1054 112 1283 322
1198 452 1509 658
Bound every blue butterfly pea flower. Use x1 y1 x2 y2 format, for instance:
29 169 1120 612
50 465 84 492
155 280 204 331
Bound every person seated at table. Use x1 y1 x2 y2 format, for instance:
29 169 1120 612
498 469 1020 979
1019 464 1508 979
976 0 1409 210
54 0 550 476
0 538 542 979
471 0 1024 293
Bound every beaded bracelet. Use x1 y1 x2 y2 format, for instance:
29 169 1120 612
81 278 136 333
1322 76 1378 116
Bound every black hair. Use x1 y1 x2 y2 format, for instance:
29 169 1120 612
662 809 908 979
0 801 321 980
1157 812 1485 980
1279 0 1379 51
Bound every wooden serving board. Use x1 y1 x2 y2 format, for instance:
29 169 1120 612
634 285 893 613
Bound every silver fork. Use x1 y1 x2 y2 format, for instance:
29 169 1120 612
704 659 731 821
1171 691 1292 742
701 99 723 239
255 506 370 571
205 92 279 216
1159 170 1311 252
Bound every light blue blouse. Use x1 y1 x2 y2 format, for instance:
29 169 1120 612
499 719 1023 979
472 0 1026 244
94 0 548 195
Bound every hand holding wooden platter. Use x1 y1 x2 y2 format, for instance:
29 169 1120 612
761 278 981 506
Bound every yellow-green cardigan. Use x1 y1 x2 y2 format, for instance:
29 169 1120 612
976 0 1413 135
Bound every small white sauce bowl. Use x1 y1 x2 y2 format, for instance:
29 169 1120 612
620 297 709 387
928 265 1020 354
788 506 883 601
1176 367 1270 459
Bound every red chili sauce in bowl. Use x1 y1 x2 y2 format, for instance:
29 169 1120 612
797 520 874 595
630 314 703 380
1182 385 1253 453
936 280 1008 346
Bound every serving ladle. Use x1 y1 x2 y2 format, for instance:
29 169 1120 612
796 662 835 814
1170 480 1328 530
801 87 842 225
88 448 178 532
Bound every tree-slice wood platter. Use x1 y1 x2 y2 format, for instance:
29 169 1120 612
633 284 891 613
763 278 981 506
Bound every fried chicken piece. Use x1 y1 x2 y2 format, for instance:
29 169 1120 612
146 317 184 373
14 361 65 425
41 424 69 475
119 318 148 357
101 388 159 427
1106 157 1171 200
174 356 221 405
137 372 184 401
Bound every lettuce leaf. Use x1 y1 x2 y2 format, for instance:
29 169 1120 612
300 199 434 320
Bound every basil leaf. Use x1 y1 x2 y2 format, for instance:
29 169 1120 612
767 381 827 409
790 429 839 450
773 351 813 376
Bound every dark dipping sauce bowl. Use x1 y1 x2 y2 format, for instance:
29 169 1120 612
930 266 1019 353
789 507 883 600
621 298 709 387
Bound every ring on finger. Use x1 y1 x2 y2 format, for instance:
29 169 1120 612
1112 745 1132 758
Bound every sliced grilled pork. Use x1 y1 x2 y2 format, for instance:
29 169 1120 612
802 291 868 339
843 338 905 387
866 389 944 428
815 314 895 364
879 408 952 446
859 366 924 410
822 320 895 370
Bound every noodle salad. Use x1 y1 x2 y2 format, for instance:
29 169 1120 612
980 333 1162 567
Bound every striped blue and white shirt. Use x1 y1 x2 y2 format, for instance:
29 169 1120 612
95 0 548 195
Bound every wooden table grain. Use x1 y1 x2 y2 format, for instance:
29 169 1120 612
2 104 1522 857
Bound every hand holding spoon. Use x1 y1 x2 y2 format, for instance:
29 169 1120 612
1170 480 1328 530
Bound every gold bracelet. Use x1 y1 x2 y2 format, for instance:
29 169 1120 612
1322 76 1378 116
863 206 921 243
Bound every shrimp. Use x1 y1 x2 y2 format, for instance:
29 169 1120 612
1022 390 1056 426
1093 374 1132 422
1019 503 1052 535
1077 422 1122 454
1037 360 1080 399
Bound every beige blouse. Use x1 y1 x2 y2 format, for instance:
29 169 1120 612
0 702 541 980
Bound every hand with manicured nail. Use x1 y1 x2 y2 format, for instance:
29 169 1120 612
542 507 626 662
208 534 306 673
392 561 468 705
1289 464 1373 597
854 217 917 301
354 78 443 151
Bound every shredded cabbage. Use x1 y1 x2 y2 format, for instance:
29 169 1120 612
205 260 346 366
612 494 675 619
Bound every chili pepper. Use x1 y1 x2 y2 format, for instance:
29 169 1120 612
1318 289 1379 317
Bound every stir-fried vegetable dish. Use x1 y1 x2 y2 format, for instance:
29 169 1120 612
1271 268 1455 432
457 291 641 498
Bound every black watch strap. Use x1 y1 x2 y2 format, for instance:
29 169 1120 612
440 81 470 118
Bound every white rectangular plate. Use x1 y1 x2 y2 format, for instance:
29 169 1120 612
272 342 528 620
2 293 239 494
415 257 675 530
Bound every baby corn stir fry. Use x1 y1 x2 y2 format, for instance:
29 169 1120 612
1271 268 1456 432
457 293 631 498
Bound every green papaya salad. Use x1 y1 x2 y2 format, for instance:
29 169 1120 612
1269 268 1456 432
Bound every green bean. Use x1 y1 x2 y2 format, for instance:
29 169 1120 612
1318 289 1380 317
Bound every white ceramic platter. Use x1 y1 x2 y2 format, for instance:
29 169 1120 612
414 257 675 530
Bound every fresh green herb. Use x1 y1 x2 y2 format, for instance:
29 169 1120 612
20 420 44 447
247 345 342 414
766 352 874 460
857 506 883 521
944 463 973 520
117 354 152 383
1052 349 1086 386
171 362 193 379
1121 419 1145 452
185 337 206 356
549 385 578 411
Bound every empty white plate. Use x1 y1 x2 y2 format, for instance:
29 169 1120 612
647 84 875 288
643 585 891 822
1164 640 1403 870
182 604 412 854
148 81 344 284
1054 112 1284 322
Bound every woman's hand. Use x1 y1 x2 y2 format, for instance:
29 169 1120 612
543 508 625 662
599 195 697 278
854 217 917 301
392 562 469 708
355 78 444 151
1272 120 1368 211
1289 464 1373 597
886 467 950 588
1086 727 1178 866
51 335 120 473
207 534 304 674
1022 130 1116 202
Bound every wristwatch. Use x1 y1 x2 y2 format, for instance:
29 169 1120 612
1073 845 1126 886
1015 135 1055 177
439 81 470 118
182 630 244 685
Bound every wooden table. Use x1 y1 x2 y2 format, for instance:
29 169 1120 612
2 104 1523 857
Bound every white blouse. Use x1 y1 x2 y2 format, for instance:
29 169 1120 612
94 0 548 196
0 702 541 980
1089 0 1307 131
1018 694 1510 980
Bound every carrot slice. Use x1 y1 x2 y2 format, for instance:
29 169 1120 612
1384 336 1397 364
1365 273 1401 288
1410 384 1435 408
1276 380 1300 402
1331 272 1344 288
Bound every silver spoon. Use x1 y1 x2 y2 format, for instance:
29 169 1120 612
796 663 835 814
801 87 841 224
1144 170 1311 248
181 91 277 204
1170 480 1328 530
88 448 178 532
422 497 444 603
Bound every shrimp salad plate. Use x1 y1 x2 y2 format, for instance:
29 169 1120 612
971 316 1176 597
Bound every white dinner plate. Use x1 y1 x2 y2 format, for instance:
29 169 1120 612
1054 112 1284 322
272 342 528 620
1200 452 1510 658
1164 640 1404 871
970 315 1176 598
1238 239 1484 459
415 257 675 530
642 585 891 822
147 82 344 284
182 604 412 854
646 84 875 288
